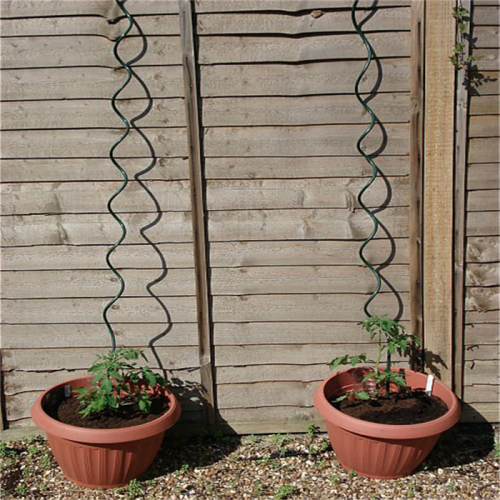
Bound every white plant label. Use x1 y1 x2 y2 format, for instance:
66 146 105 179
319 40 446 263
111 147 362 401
64 384 71 398
425 375 435 396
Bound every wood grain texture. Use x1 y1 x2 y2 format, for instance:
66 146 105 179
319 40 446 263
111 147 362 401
469 96 500 115
463 385 499 403
473 6 500 26
466 262 500 287
423 0 455 386
464 343 499 361
467 236 500 262
469 115 500 138
469 139 500 163
467 164 500 190
464 323 500 344
464 360 500 385
466 211 500 236
467 190 500 211
474 26 500 48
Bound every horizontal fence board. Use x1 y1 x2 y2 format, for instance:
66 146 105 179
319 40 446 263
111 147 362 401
213 321 410 346
473 49 500 71
1 239 407 272
1 36 182 69
467 164 499 190
465 310 499 323
2 268 196 299
466 211 500 236
1 15 180 37
1 212 194 246
200 59 411 97
464 323 500 344
466 262 500 287
211 293 408 323
463 385 499 403
464 360 500 385
204 156 409 179
468 138 500 163
469 96 500 115
467 236 500 263
466 70 500 95
2 265 408 299
194 0 411 13
0 158 190 183
469 115 500 138
198 33 410 64
2 177 409 216
0 0 180 17
473 6 500 26
464 344 499 361
2 94 410 130
203 124 409 157
474 26 500 48
1 297 197 323
465 287 499 312
217 406 320 427
2 66 185 101
467 190 500 212
2 243 195 271
1 208 409 247
1 323 199 349
207 207 410 241
215 363 407 384
197 8 411 35
1 128 188 159
1 99 186 130
461 403 499 423
215 344 406 367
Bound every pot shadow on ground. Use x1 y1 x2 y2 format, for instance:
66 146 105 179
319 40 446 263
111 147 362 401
115 8 205 423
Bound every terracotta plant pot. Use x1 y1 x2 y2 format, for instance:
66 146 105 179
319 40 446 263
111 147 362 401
31 376 181 489
314 367 460 479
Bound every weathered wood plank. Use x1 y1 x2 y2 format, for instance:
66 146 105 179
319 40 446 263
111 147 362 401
204 124 409 157
0 0 179 17
2 347 198 372
207 207 410 242
474 26 500 48
198 33 410 64
213 320 411 346
211 293 408 323
465 323 500 344
467 164 499 190
204 156 409 179
0 158 190 183
1 297 198 324
200 59 411 97
466 211 500 236
1 243 195 271
2 94 410 130
1 36 182 69
194 0 411 13
1 177 409 216
197 8 411 35
465 310 499 323
473 6 500 26
2 239 407 272
460 402 499 423
218 407 320 427
473 49 500 71
216 361 408 384
463 385 499 403
1 99 186 130
464 360 500 385
469 115 500 138
1 128 188 159
465 287 499 312
1 323 199 349
1 15 180 37
1 212 194 246
215 344 406 367
469 96 500 115
467 189 500 211
466 262 500 287
467 236 500 263
2 67 185 101
1 268 196 299
465 71 499 95
464 343 499 361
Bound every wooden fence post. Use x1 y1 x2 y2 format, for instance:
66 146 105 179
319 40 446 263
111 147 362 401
423 0 457 387
178 0 216 425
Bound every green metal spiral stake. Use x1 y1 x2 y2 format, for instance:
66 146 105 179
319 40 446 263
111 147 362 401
351 1 391 375
103 0 134 351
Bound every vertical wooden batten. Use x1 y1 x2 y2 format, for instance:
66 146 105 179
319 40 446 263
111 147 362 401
423 0 457 387
178 0 216 425
409 0 425 370
452 0 471 399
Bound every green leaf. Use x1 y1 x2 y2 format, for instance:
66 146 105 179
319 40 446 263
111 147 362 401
356 391 370 400
362 372 376 382
100 379 113 395
144 371 157 387
334 394 348 403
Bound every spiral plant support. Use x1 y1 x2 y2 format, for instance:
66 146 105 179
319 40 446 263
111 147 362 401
103 0 134 351
351 2 391 369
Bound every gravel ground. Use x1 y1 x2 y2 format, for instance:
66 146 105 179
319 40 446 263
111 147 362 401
1 424 498 500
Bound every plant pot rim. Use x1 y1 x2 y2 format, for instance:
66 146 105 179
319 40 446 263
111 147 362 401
314 367 460 440
31 376 181 444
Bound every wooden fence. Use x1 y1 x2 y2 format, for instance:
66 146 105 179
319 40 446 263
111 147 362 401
0 0 498 433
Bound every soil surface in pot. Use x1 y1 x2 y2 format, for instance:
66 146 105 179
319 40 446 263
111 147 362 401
330 391 448 425
49 397 169 429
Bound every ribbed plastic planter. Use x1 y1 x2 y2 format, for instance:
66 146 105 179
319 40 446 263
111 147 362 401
314 368 460 479
31 376 181 489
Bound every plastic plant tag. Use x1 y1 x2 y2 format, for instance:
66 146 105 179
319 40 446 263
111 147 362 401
64 384 72 398
425 375 434 396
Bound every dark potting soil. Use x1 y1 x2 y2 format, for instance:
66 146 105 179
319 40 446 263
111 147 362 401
330 391 448 425
53 397 169 429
